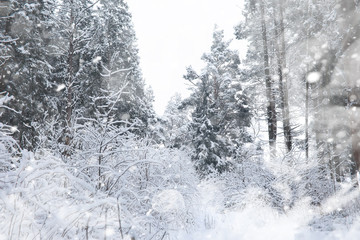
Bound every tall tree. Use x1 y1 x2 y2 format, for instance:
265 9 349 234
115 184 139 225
184 28 251 175
89 0 154 137
186 72 227 176
272 0 292 152
259 0 277 157
235 0 278 158
0 0 152 151
47 0 100 152
0 0 57 150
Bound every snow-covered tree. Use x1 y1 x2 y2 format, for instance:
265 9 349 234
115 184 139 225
184 28 252 176
0 0 57 150
0 0 153 151
235 0 279 157
161 93 192 148
94 0 154 135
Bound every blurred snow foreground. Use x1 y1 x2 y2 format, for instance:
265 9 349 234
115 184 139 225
152 189 185 214
0 129 360 240
173 181 360 240
1 148 360 240
151 180 360 240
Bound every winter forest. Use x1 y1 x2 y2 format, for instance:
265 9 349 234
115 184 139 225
1 0 360 239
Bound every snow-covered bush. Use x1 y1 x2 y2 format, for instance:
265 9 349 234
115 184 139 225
0 140 199 239
0 93 21 172
219 142 334 213
67 90 200 238
0 90 199 239
0 150 96 239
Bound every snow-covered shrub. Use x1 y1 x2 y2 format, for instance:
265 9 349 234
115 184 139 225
1 88 200 239
0 122 20 172
0 150 94 239
0 140 199 239
0 93 21 172
58 94 200 238
71 127 199 239
219 142 334 213
221 159 284 211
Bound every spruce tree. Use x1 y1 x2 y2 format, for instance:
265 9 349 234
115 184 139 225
95 0 153 134
0 0 57 150
184 28 252 176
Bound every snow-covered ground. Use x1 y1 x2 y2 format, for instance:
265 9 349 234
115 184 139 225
175 206 360 240
1 150 360 240
173 182 360 240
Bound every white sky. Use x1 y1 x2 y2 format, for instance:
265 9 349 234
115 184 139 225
127 0 245 115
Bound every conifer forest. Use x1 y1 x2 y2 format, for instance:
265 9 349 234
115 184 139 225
2 0 360 239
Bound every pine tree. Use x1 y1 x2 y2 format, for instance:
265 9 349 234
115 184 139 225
235 0 279 157
189 73 227 176
184 28 252 176
0 0 57 150
272 0 292 152
95 0 153 134
0 0 153 152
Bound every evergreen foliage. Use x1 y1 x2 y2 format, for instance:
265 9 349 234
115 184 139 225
184 28 252 176
0 0 152 151
0 0 57 149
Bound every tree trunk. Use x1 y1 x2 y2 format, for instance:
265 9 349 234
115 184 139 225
65 0 74 148
304 0 310 161
349 90 360 177
273 1 292 153
260 0 277 157
305 80 309 159
279 1 292 152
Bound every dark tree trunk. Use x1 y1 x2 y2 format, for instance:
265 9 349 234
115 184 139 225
65 0 74 148
273 1 292 152
260 0 277 157
305 80 309 159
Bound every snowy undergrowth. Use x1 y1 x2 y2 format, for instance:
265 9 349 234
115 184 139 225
2 119 360 240
0 145 199 240
175 181 360 240
2 147 360 239
177 205 360 240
